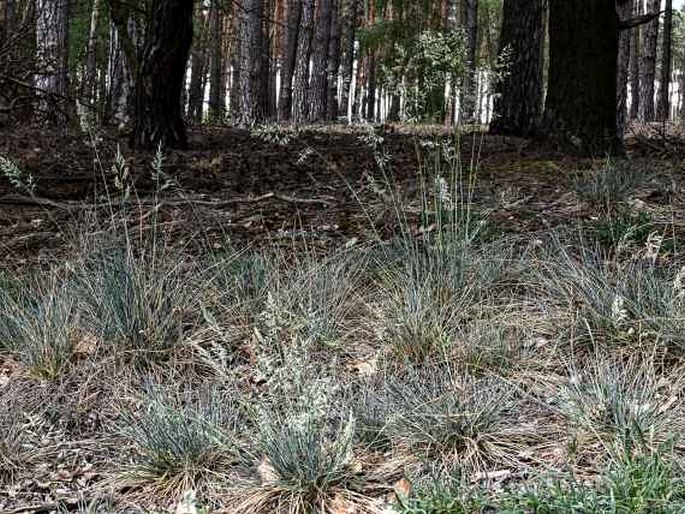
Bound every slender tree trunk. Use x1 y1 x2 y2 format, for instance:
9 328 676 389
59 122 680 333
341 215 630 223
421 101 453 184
459 0 478 122
656 0 673 121
616 0 633 138
279 0 301 120
326 0 341 119
310 0 333 120
366 50 376 121
541 0 620 155
628 0 641 121
640 0 659 122
238 0 264 125
35 0 70 124
131 0 194 148
489 0 544 137
84 0 101 108
444 0 458 125
187 10 209 122
338 0 358 120
208 0 225 121
261 0 273 118
292 0 314 122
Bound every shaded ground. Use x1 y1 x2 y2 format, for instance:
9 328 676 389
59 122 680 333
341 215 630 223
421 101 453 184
1 123 684 266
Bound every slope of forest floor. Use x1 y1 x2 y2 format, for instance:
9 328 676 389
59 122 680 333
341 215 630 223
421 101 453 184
2 124 685 513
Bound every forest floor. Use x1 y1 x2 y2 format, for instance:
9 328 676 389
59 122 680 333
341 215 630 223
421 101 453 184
2 123 685 513
2 122 683 267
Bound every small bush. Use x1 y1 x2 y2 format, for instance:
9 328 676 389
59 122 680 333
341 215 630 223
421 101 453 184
559 355 682 452
574 159 644 207
234 404 360 513
76 248 196 360
119 387 236 497
0 278 76 378
385 368 522 473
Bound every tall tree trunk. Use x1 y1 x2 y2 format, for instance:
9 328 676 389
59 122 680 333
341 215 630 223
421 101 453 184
656 0 673 121
640 0 659 122
616 0 633 138
628 0 641 121
238 0 264 125
131 0 194 148
310 0 333 120
208 0 225 121
187 10 209 123
35 0 70 124
459 0 478 123
444 0 458 125
84 0 101 108
292 0 314 122
338 0 358 120
541 0 620 155
229 2 240 120
261 0 273 118
326 0 341 120
489 0 544 137
279 0 301 120
366 50 376 121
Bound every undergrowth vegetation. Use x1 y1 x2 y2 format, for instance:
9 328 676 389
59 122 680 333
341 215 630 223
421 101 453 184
1 133 685 512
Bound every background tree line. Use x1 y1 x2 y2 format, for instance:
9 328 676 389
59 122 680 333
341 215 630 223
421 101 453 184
0 0 683 154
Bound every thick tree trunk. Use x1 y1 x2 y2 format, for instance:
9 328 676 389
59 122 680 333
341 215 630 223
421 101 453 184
326 0 341 120
238 0 264 125
338 0 358 120
628 0 641 121
35 0 70 124
640 0 659 122
459 0 478 123
616 0 633 138
292 0 314 122
279 0 301 120
656 0 673 121
541 0 620 155
131 0 194 148
489 0 544 137
310 0 333 120
229 2 240 119
208 0 225 121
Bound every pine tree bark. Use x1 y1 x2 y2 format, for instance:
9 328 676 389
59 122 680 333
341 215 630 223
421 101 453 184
656 0 673 121
131 0 194 148
292 0 314 122
628 0 641 121
35 0 70 124
310 0 333 120
338 0 358 120
616 0 633 138
541 0 620 155
187 10 209 122
208 0 225 121
459 0 478 122
279 0 301 120
640 0 659 122
84 0 101 108
238 0 264 125
229 2 240 119
366 50 376 121
326 0 341 120
489 0 544 137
